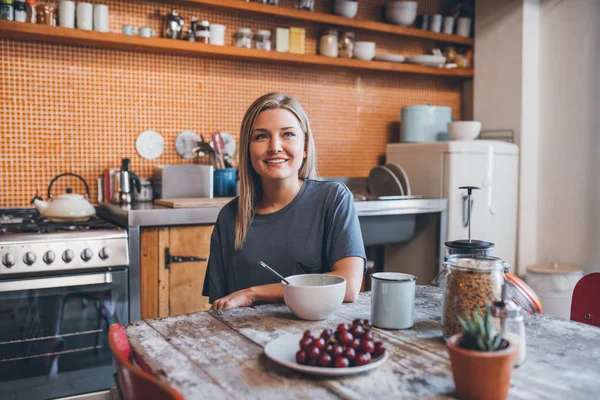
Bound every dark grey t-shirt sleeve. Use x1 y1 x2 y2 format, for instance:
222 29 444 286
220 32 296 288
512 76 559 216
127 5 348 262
202 218 227 304
325 184 367 271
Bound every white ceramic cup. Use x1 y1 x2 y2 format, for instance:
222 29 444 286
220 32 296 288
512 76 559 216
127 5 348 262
76 2 93 31
58 0 75 28
371 272 416 329
122 25 136 36
456 17 472 37
443 16 455 35
139 27 155 38
430 13 442 33
93 4 109 32
209 24 226 45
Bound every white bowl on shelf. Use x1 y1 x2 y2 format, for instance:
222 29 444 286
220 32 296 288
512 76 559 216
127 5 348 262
447 121 482 141
333 0 358 19
354 41 376 61
385 7 417 26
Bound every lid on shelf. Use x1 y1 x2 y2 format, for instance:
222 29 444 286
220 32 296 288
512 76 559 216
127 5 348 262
504 273 543 314
527 263 583 275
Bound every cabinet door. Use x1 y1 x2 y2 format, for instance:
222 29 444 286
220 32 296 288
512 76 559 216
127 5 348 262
165 226 213 316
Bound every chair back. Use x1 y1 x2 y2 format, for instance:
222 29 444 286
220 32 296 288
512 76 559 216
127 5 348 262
108 324 185 400
571 273 600 328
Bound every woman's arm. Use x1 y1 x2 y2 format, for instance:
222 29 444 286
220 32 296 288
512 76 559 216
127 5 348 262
210 256 363 310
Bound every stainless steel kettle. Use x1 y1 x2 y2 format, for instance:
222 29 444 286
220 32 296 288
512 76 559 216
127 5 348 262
164 9 184 39
113 158 141 205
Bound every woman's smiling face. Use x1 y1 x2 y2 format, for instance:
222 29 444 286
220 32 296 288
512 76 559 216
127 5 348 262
249 108 307 183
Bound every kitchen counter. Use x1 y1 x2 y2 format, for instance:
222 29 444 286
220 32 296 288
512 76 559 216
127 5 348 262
96 198 447 228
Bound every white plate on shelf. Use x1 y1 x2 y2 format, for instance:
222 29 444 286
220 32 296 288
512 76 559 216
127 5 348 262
374 54 406 63
175 130 201 160
385 163 411 196
405 55 446 67
135 130 164 160
263 333 389 376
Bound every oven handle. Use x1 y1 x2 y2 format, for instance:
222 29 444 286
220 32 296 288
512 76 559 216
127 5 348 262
0 272 113 293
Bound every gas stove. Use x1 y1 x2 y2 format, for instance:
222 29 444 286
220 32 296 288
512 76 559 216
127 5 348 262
0 208 128 276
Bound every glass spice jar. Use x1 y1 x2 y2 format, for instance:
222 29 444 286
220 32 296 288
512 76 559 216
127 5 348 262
502 305 526 367
319 29 338 58
196 20 210 44
36 3 55 25
0 0 14 21
439 254 507 340
254 29 271 51
338 31 355 58
25 0 36 23
234 28 252 48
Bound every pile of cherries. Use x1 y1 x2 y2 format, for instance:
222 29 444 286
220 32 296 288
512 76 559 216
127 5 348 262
296 319 386 368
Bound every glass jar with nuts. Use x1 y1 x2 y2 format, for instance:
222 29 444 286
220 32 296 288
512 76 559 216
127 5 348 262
440 255 508 340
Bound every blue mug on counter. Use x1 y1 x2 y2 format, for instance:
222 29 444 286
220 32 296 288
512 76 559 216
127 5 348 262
214 168 237 197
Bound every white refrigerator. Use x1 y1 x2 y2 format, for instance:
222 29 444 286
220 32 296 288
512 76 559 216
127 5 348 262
386 140 519 269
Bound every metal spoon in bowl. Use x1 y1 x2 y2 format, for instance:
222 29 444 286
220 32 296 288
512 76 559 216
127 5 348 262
259 261 291 285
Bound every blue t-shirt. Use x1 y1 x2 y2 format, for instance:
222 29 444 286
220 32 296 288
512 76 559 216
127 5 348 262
202 179 366 303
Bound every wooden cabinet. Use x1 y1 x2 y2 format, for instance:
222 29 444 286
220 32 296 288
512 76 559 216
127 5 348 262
140 225 214 319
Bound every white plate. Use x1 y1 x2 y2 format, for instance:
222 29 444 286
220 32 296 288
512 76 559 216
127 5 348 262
175 130 201 159
385 163 411 196
374 54 406 63
405 55 446 67
264 333 389 376
209 132 236 157
135 130 164 160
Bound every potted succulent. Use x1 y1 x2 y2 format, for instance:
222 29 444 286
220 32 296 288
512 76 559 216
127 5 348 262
446 306 516 400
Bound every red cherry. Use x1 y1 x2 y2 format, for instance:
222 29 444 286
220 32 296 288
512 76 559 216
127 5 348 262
360 340 375 354
363 320 372 329
334 357 350 368
325 344 333 353
299 337 313 350
349 324 365 338
317 352 332 367
308 357 318 366
321 329 334 341
373 341 386 358
307 344 320 359
313 338 326 350
363 330 374 341
296 350 307 364
303 330 314 339
343 347 356 361
352 318 363 326
350 338 361 350
338 331 354 345
331 344 344 358
337 323 349 332
355 352 372 366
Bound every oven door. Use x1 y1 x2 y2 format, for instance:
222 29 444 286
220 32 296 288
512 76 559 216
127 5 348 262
0 269 128 400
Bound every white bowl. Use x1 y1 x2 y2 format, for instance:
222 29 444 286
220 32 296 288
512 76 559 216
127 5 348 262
333 0 358 19
385 7 417 26
283 274 346 320
387 1 418 9
354 41 376 61
447 121 482 141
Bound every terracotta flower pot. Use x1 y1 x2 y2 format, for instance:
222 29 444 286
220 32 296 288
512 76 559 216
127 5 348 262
446 334 516 400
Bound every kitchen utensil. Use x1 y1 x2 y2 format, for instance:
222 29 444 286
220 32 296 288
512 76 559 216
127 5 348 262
384 163 411 195
175 130 202 159
214 168 237 197
136 130 164 160
259 261 291 285
164 9 184 39
30 173 96 222
283 274 346 320
385 1 417 26
132 178 153 202
354 41 376 61
209 132 236 157
405 55 446 67
371 272 416 329
211 131 226 169
264 333 388 376
448 121 482 141
333 0 358 19
114 158 141 206
374 54 405 63
367 166 403 197
400 105 452 142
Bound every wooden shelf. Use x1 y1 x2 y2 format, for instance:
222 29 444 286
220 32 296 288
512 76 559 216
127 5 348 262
172 0 474 46
0 21 473 78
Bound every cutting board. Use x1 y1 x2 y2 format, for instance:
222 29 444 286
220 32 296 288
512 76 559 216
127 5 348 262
154 197 234 208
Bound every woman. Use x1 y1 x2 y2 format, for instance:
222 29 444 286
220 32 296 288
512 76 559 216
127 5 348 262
203 93 366 311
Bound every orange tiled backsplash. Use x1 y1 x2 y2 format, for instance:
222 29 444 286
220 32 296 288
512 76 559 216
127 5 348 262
0 0 464 207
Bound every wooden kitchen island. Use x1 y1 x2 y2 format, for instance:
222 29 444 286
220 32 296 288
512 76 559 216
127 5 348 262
124 286 600 399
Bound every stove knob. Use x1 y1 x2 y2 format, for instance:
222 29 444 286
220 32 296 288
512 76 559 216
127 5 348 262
23 252 36 266
81 248 93 262
62 249 75 263
2 253 15 268
43 250 56 265
99 247 110 260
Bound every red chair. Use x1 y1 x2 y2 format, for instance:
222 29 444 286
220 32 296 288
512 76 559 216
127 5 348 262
570 273 600 328
109 323 185 400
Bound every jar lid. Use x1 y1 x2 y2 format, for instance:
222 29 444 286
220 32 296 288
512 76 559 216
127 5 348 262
445 239 495 250
504 273 543 314
445 254 508 271
402 105 452 113
323 28 338 36
526 263 583 275
2 0 14 5
255 29 271 37
200 20 210 28
236 28 252 36
26 0 36 4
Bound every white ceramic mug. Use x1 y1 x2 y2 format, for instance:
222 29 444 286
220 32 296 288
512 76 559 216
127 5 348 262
456 17 472 37
209 24 226 45
371 272 416 329
443 16 455 35
430 14 442 33
76 2 93 31
58 0 75 28
93 4 109 32
139 27 155 38
122 25 136 36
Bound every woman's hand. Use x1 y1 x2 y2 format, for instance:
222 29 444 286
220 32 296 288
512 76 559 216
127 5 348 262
210 288 254 311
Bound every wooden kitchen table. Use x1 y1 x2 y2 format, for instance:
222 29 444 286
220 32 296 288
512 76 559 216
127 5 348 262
125 286 600 399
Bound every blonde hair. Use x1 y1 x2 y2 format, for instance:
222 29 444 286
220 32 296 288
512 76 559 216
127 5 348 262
235 93 317 250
